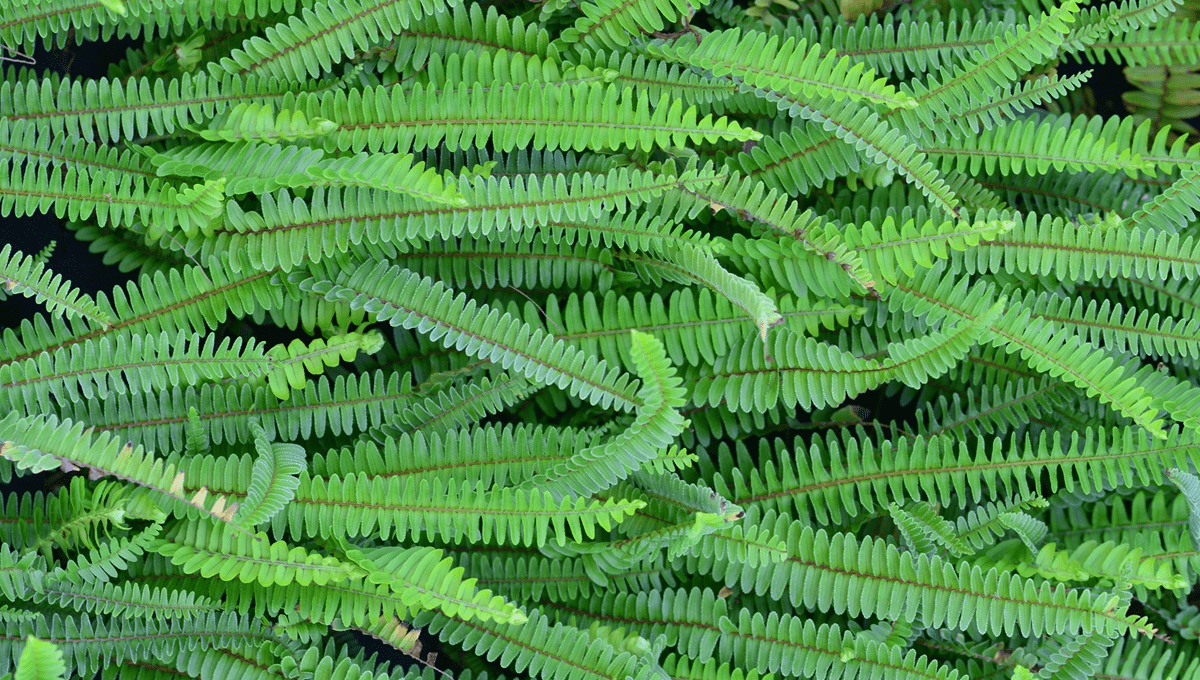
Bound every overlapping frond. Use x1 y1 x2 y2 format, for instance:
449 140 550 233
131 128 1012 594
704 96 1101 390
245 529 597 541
218 0 449 80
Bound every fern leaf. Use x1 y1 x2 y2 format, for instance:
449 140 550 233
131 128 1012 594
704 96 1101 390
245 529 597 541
207 165 721 270
648 29 915 109
0 413 244 530
151 520 365 587
234 422 306 528
0 160 224 237
374 372 532 437
720 610 961 680
352 544 526 623
31 580 222 621
0 243 110 328
13 638 65 680
219 0 449 80
0 71 299 143
890 501 972 556
694 299 1000 412
418 608 664 680
303 263 641 411
1167 467 1200 556
518 330 687 498
301 82 760 153
390 1 555 70
701 512 1152 638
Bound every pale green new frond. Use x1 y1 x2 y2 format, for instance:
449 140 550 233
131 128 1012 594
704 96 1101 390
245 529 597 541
620 243 783 339
196 102 339 143
13 638 64 680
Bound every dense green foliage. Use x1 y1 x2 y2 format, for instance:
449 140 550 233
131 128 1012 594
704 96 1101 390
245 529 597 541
4 0 1200 678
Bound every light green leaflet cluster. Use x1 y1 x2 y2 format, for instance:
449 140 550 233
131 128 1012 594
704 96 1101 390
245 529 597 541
6 0 1200 678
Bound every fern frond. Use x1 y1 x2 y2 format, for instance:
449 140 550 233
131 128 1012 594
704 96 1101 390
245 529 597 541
300 82 759 153
278 474 644 545
649 29 914 109
310 422 598 487
0 611 284 678
374 372 532 437
1033 632 1113 680
698 511 1152 638
891 501 971 556
0 413 243 529
719 610 961 680
12 637 65 680
56 370 414 451
0 160 224 237
417 608 664 680
712 425 1200 525
1129 166 1200 232
568 51 736 106
1016 290 1200 361
303 263 641 410
924 114 1151 177
0 71 300 143
218 0 448 80
31 579 222 621
0 244 110 328
894 1 1081 141
559 0 710 48
204 165 721 271
892 268 1166 436
692 300 999 412
233 422 305 529
390 1 555 70
963 213 1200 283
0 255 282 366
530 289 858 373
517 330 687 498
